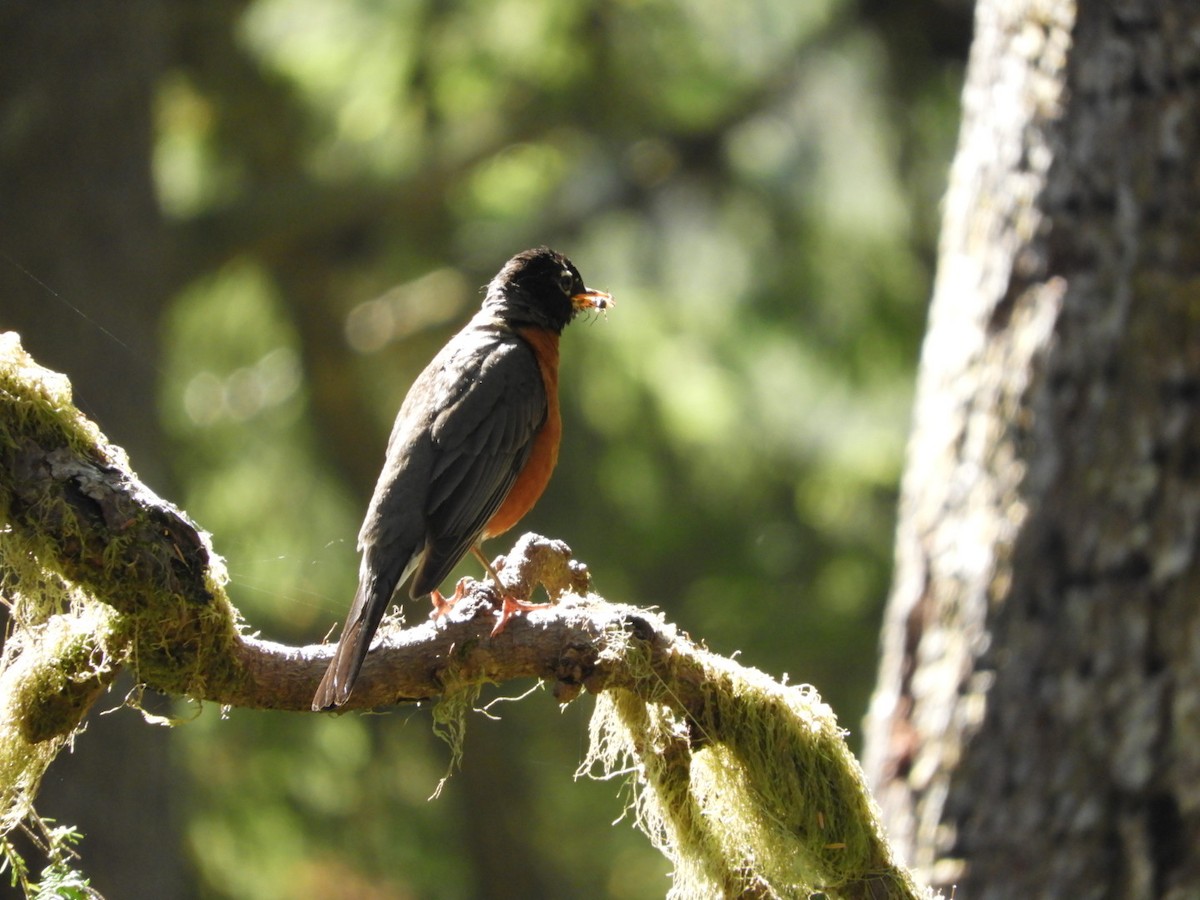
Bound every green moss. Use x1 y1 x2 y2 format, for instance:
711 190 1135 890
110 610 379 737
428 666 484 799
0 333 107 463
581 625 924 899
14 615 120 744
0 333 247 865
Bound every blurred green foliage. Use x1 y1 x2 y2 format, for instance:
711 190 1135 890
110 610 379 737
150 0 969 896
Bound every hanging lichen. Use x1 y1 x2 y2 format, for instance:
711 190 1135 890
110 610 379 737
581 622 929 900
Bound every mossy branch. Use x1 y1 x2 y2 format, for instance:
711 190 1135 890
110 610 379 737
0 332 925 900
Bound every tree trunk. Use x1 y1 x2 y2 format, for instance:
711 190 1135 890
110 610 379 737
863 1 1200 897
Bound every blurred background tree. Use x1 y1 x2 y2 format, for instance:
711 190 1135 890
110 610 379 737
2 0 969 896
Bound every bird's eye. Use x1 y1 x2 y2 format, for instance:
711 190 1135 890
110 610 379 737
558 269 575 294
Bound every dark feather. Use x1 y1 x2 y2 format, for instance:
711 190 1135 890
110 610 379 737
413 335 545 594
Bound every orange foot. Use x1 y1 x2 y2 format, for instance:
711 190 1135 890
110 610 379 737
490 595 553 636
430 577 470 621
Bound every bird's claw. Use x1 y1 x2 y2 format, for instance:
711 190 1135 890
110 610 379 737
490 594 553 636
430 577 471 621
430 575 553 635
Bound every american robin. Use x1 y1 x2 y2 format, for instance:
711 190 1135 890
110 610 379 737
312 247 611 710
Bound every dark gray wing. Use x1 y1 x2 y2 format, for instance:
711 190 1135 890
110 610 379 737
410 329 546 595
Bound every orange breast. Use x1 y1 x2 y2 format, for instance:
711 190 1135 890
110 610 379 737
483 326 562 539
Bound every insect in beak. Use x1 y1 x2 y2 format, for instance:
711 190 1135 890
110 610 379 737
572 290 613 313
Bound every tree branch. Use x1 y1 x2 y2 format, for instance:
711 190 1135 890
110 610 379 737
214 574 664 712
0 331 925 899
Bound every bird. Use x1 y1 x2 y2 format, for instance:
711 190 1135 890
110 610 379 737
312 247 612 710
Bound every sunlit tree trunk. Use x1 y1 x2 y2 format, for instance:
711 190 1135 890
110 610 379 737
863 0 1200 896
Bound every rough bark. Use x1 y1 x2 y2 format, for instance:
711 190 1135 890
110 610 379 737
864 1 1200 897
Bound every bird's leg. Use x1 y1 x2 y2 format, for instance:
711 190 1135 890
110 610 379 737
471 545 505 586
471 544 552 636
429 576 470 620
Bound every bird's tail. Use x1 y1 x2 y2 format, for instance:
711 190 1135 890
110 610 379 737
312 582 378 711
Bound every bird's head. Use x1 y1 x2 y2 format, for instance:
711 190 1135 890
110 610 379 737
483 247 612 333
